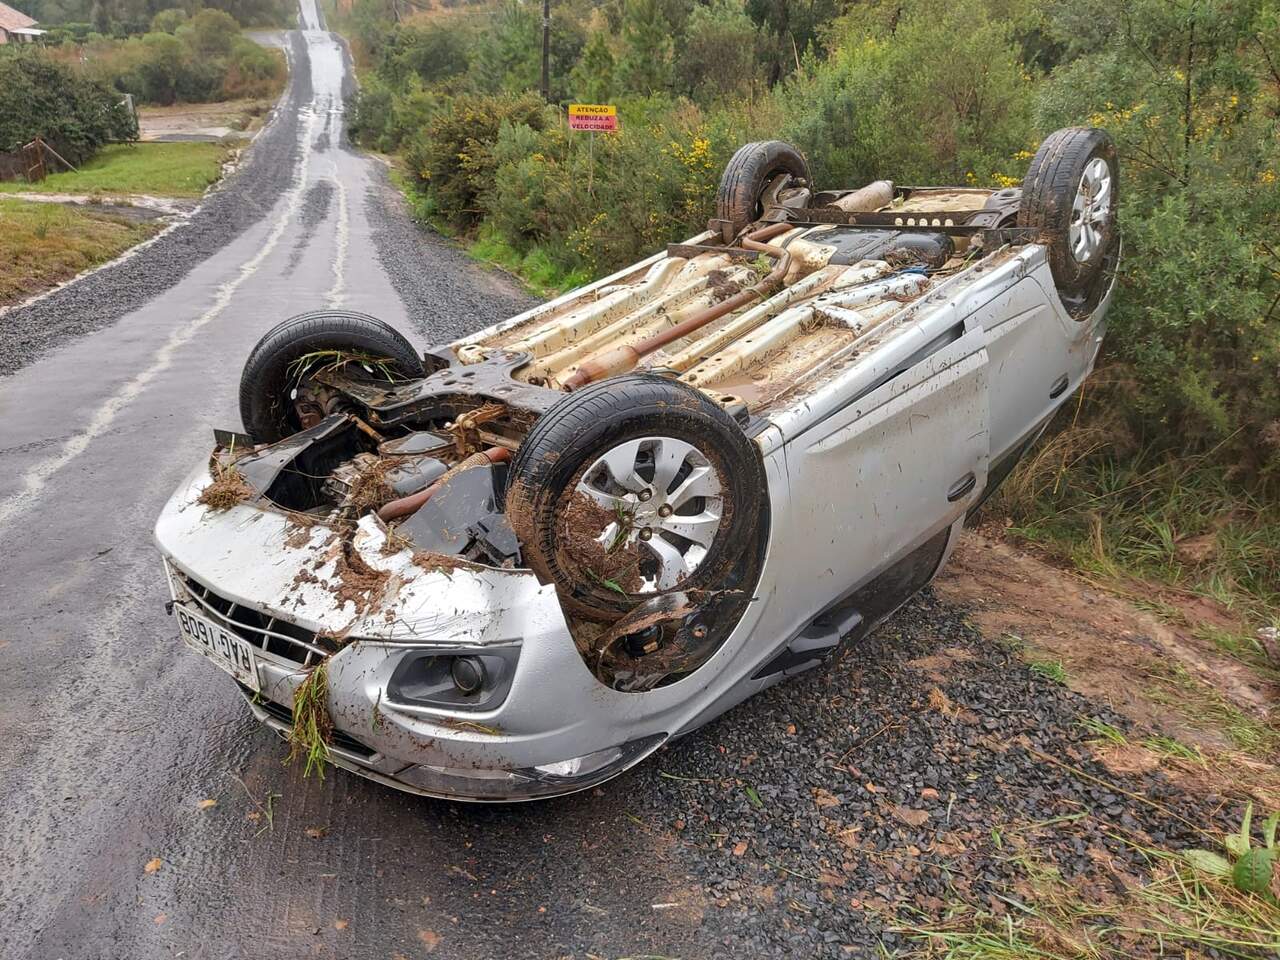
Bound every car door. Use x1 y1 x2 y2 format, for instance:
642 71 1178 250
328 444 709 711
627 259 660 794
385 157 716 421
980 275 1075 463
772 317 991 622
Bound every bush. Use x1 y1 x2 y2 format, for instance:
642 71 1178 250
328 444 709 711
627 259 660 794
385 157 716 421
55 18 286 107
0 50 138 166
186 8 240 58
149 8 187 33
222 36 287 98
403 91 554 229
1033 0 1280 482
777 0 1032 187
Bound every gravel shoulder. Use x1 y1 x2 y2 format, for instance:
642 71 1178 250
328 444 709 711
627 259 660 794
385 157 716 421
0 34 310 377
363 162 539 346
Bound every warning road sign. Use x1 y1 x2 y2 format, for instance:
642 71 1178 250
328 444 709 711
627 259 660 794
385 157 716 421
568 104 618 131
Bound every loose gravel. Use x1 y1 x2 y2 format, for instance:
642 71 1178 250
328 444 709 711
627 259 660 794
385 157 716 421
600 589 1244 958
0 33 311 377
363 170 538 346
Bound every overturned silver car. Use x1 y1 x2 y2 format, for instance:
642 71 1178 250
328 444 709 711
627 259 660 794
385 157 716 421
156 128 1119 800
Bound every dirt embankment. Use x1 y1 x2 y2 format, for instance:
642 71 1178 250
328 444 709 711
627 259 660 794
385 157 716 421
935 531 1280 802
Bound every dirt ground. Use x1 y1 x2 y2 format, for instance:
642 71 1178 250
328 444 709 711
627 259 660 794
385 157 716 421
138 100 275 142
936 530 1280 805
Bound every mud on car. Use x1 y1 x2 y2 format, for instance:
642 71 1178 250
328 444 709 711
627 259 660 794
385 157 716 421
156 128 1120 801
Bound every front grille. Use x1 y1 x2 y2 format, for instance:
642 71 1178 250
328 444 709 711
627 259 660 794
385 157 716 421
168 564 334 668
243 684 377 760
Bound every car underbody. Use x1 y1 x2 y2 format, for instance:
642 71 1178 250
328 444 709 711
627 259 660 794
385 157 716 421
157 133 1119 800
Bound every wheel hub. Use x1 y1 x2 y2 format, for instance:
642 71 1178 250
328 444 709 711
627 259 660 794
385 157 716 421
1070 157 1112 264
574 436 725 593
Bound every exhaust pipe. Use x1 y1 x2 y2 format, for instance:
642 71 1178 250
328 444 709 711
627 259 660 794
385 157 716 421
561 222 794 391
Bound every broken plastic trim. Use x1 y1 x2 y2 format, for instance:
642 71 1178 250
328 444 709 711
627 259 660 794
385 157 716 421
392 733 667 801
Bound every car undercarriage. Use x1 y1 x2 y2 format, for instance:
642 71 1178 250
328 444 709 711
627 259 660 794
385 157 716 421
158 131 1120 799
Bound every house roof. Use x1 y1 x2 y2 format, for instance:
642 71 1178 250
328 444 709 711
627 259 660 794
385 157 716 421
0 2 38 31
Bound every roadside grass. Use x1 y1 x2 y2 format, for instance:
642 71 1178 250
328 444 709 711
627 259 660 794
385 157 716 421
993 415 1280 668
0 142 233 198
390 168 591 298
905 843 1280 958
1146 661 1280 757
0 199 160 305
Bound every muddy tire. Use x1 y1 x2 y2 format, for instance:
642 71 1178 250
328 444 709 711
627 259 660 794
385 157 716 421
716 141 811 231
239 310 425 443
507 374 765 620
1018 127 1118 294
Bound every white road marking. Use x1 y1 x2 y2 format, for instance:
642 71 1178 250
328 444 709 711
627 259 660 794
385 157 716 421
0 100 321 531
326 172 349 308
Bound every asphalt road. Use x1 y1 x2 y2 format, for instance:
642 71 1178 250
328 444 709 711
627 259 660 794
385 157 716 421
0 4 1230 958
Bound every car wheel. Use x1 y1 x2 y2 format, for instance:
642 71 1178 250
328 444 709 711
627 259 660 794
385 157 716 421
1018 127 1118 295
716 140 811 231
506 374 766 621
239 310 425 443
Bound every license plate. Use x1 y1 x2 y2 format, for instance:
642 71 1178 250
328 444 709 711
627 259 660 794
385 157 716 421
175 604 261 692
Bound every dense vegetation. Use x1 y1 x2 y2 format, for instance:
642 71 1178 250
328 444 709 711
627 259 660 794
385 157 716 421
341 0 1279 620
8 0 294 34
46 7 287 104
4 0 289 106
0 52 138 163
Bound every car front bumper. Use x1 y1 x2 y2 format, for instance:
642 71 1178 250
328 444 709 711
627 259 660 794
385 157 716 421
155 466 682 801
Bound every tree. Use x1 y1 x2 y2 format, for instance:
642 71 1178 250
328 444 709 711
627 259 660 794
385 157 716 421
744 0 841 85
676 0 763 102
149 7 187 32
617 0 674 95
570 29 615 102
186 8 240 57
468 0 583 99
378 19 474 87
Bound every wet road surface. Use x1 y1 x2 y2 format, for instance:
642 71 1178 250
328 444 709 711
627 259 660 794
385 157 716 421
0 3 718 957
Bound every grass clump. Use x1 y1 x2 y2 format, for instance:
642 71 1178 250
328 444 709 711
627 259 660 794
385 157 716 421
469 225 591 298
905 837 1280 959
1147 662 1280 757
288 661 333 779
1029 659 1068 685
0 199 158 305
996 419 1280 639
197 456 253 511
0 142 232 198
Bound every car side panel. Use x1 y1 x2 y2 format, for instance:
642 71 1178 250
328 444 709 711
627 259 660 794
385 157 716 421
764 324 990 648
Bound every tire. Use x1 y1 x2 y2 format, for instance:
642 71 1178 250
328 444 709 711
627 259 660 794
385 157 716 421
239 310 425 442
716 140 811 230
507 374 765 620
1018 127 1118 294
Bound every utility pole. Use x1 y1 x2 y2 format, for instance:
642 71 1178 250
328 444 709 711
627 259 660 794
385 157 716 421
540 0 551 102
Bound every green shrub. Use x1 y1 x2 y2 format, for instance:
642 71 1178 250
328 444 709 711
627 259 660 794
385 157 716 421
222 36 286 98
403 91 554 229
777 0 1033 187
149 8 187 34
0 50 137 166
1034 0 1280 482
